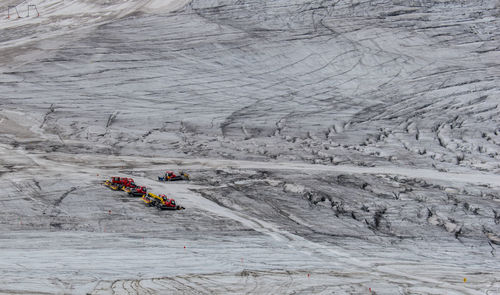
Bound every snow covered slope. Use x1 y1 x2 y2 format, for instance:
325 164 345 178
0 0 499 294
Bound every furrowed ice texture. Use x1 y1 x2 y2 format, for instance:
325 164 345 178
0 0 499 294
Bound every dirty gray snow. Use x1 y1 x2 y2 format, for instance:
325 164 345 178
1 0 499 294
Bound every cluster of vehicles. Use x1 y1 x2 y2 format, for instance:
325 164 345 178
103 171 190 210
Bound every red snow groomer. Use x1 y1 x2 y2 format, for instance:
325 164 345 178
120 178 137 190
158 171 190 182
124 185 147 197
104 177 137 191
104 176 124 190
142 192 184 210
